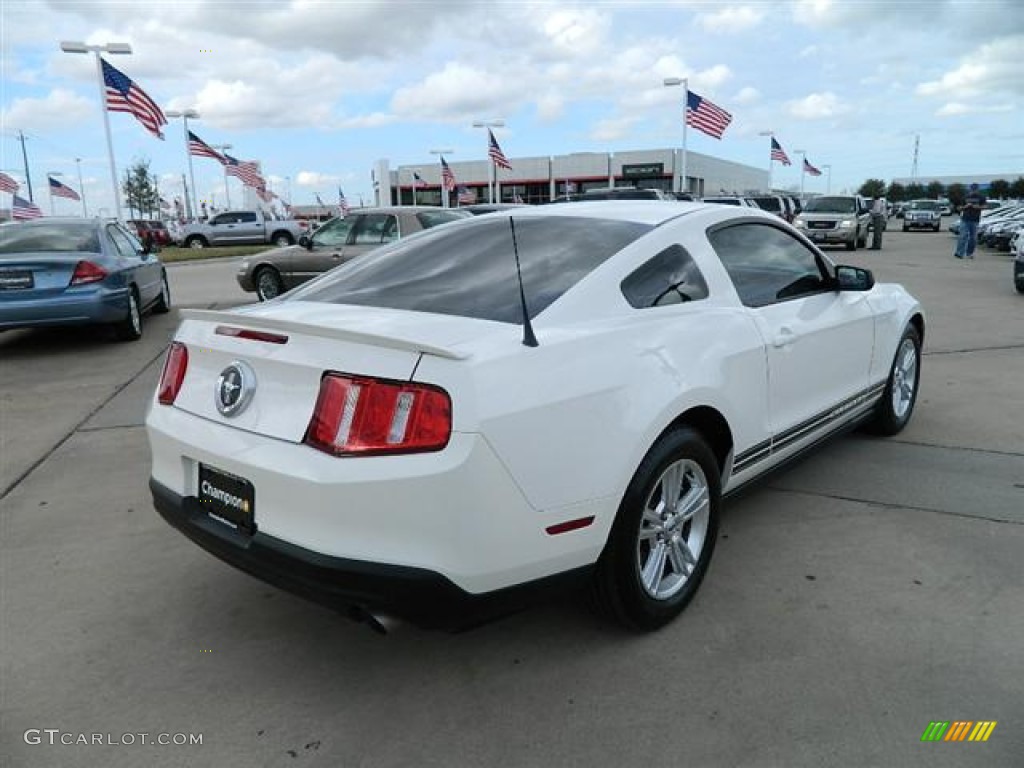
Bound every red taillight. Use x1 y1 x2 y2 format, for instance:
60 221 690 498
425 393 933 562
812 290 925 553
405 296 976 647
304 373 451 456
70 260 108 285
157 342 189 405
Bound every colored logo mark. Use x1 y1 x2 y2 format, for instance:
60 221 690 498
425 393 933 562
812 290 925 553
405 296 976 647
921 721 997 742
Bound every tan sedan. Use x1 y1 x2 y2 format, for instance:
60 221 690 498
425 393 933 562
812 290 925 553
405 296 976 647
236 206 471 300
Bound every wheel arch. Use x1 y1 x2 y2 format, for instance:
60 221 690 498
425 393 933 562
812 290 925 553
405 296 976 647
659 405 734 480
270 229 294 244
908 312 925 344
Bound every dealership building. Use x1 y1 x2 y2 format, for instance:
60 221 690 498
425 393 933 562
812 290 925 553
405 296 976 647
374 148 768 207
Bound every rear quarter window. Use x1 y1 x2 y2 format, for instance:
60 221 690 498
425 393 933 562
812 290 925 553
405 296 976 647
621 245 709 308
290 216 651 323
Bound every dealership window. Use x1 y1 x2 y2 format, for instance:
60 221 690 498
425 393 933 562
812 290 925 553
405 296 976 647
708 223 830 308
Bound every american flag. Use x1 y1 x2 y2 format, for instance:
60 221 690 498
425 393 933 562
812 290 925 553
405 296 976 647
488 129 512 170
188 131 225 162
254 185 274 203
222 153 265 187
101 58 167 140
440 156 456 191
49 176 81 201
413 171 425 187
315 193 326 207
771 137 792 166
0 172 19 194
338 187 350 217
456 185 476 205
803 158 822 177
12 194 43 220
686 90 732 139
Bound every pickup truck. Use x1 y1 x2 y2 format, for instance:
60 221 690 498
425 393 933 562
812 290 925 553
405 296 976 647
179 211 306 249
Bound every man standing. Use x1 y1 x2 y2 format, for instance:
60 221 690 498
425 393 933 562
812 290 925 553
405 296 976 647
869 195 886 250
955 183 986 259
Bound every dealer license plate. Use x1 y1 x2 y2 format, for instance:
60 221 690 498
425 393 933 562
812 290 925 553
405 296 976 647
197 463 255 532
0 270 34 290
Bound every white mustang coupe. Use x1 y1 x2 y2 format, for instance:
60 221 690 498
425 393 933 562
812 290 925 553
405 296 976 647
147 202 923 632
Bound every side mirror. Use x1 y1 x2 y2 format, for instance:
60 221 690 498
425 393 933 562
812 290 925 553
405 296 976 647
298 234 312 250
836 265 874 291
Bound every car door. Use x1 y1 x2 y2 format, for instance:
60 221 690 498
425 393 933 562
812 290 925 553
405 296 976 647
233 212 263 243
288 216 356 286
107 224 160 305
344 213 399 261
206 213 234 245
707 221 875 446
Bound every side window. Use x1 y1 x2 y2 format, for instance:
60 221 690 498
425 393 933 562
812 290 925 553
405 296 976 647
209 214 228 225
107 226 137 259
351 214 394 245
238 212 258 223
312 217 354 248
621 244 709 308
381 215 398 243
708 223 830 308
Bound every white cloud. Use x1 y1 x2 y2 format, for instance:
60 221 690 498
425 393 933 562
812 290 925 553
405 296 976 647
733 86 761 105
295 171 339 187
697 6 765 33
390 62 522 122
786 91 851 119
589 116 640 142
917 36 1022 98
541 8 610 55
936 102 1015 117
3 88 93 131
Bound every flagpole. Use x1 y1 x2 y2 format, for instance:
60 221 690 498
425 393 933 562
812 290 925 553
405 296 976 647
662 78 688 195
48 177 54 215
60 42 132 219
759 130 773 192
795 149 807 199
75 158 87 217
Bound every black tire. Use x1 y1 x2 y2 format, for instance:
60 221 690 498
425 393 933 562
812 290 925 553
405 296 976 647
114 287 143 341
902 225 909 232
867 325 921 435
857 232 867 248
592 427 721 631
933 225 940 232
153 271 171 314
255 266 284 301
185 236 207 249
271 232 294 247
845 239 856 251
1015 280 1024 295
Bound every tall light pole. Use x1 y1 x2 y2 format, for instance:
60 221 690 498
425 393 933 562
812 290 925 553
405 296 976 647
822 164 832 194
164 108 199 220
46 171 64 215
472 119 504 203
758 130 774 192
211 143 233 209
430 149 453 208
284 175 292 204
663 77 688 195
794 149 807 199
60 40 132 221
75 158 87 217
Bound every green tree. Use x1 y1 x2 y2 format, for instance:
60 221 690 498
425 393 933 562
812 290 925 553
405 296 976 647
1009 177 1024 198
858 178 887 198
925 180 944 199
946 183 966 209
988 179 1010 200
121 157 159 219
886 182 906 202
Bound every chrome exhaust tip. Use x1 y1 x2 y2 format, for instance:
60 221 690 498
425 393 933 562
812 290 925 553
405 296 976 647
347 605 401 635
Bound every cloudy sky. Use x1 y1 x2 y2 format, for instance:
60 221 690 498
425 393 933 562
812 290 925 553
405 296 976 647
2 0 1022 213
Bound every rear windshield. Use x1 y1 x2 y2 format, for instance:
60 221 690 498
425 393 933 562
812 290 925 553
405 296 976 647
803 197 856 214
289 216 651 323
0 221 100 255
752 197 782 212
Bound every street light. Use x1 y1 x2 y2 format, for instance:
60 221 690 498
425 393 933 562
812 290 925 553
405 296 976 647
758 130 775 192
59 40 133 221
165 108 200 220
822 164 832 194
211 143 233 209
663 78 689 195
430 149 454 208
794 149 807 199
75 158 87 217
472 119 505 203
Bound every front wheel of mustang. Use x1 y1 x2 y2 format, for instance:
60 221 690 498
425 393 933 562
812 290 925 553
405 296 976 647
593 427 721 631
868 324 921 435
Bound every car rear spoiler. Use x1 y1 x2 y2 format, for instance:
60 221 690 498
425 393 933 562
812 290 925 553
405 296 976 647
179 308 468 360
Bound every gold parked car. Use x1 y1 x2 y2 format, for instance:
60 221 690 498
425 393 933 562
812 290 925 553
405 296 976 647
236 206 471 300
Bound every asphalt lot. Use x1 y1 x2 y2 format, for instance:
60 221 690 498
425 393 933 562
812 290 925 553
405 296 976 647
2 226 1022 767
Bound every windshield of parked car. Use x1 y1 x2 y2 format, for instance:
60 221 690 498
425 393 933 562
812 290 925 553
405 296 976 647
416 210 471 228
803 197 856 214
289 216 651 323
311 216 353 247
908 200 940 211
0 221 101 255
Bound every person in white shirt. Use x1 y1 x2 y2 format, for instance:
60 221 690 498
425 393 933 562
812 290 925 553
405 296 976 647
869 196 887 250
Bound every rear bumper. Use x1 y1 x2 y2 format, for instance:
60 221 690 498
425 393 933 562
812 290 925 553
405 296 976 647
150 478 589 630
0 287 129 330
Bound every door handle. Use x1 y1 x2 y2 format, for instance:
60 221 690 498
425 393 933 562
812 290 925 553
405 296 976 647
331 253 342 259
773 327 797 348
